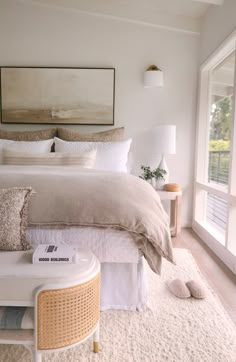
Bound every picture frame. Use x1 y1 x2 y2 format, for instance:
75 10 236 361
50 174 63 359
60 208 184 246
0 66 115 125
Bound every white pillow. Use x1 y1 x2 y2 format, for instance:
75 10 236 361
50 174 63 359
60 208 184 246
54 137 132 173
0 139 54 164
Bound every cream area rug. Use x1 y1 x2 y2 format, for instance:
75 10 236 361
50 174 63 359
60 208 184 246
1 249 236 362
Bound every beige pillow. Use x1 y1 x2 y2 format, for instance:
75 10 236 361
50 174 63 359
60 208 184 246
0 128 57 141
3 148 97 168
0 187 34 251
57 127 124 142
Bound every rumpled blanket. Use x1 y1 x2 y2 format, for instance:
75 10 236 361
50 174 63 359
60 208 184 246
0 166 174 273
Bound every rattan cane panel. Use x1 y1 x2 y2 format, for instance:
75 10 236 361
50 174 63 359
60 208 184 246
37 273 100 350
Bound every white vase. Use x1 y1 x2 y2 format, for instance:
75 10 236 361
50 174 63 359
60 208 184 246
155 178 165 190
151 178 156 188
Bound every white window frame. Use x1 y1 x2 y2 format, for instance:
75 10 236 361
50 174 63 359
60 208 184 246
193 30 236 274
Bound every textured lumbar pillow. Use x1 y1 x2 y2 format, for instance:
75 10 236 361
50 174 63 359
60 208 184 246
186 280 206 299
0 187 34 251
167 279 191 298
2 148 97 168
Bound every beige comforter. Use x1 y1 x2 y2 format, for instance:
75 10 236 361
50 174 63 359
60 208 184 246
0 166 174 273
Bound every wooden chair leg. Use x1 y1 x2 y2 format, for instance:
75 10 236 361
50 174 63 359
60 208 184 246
93 323 100 353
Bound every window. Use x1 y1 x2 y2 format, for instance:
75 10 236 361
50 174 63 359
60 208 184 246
208 53 234 189
193 32 236 272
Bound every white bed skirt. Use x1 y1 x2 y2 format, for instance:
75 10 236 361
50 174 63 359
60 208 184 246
100 260 148 311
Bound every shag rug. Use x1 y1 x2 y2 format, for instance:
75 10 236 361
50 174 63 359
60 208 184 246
1 249 236 362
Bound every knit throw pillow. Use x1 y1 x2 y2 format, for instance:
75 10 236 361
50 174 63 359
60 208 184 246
0 187 34 251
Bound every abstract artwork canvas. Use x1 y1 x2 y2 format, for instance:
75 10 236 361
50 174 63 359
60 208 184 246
0 67 115 125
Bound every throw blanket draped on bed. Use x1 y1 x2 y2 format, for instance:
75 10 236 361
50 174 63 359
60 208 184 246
0 166 173 274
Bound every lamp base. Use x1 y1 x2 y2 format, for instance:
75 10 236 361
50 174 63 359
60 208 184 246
157 155 169 189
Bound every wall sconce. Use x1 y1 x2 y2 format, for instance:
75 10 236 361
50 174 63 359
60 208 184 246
144 65 164 88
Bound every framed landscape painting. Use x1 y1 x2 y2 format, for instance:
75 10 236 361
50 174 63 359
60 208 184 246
0 67 115 125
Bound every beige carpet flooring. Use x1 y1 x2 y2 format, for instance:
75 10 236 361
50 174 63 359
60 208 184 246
1 249 236 362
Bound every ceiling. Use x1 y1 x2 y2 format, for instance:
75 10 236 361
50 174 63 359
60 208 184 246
20 0 224 34
29 0 210 18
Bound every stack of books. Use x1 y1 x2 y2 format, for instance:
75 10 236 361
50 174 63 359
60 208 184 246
32 244 77 264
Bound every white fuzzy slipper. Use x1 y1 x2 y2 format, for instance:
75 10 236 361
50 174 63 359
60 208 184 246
167 278 191 299
186 280 207 299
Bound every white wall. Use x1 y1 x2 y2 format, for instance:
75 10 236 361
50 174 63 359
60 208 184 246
200 0 236 63
0 0 200 226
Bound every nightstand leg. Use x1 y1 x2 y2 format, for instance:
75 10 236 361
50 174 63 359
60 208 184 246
170 195 181 236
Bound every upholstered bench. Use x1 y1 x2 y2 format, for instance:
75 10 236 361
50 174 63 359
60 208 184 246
0 249 100 362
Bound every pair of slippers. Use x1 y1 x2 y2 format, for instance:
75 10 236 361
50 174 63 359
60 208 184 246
167 278 206 299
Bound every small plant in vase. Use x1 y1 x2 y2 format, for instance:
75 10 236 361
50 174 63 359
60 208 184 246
140 165 167 189
152 167 167 190
139 165 153 182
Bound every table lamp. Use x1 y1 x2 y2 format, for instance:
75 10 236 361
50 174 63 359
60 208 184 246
150 125 176 184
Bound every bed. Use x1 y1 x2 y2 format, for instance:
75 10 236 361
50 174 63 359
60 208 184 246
0 163 173 311
0 128 173 311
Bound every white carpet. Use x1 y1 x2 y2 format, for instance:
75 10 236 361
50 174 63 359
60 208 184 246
1 249 236 362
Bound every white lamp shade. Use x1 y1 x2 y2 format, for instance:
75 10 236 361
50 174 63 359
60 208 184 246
150 125 176 155
144 70 164 88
